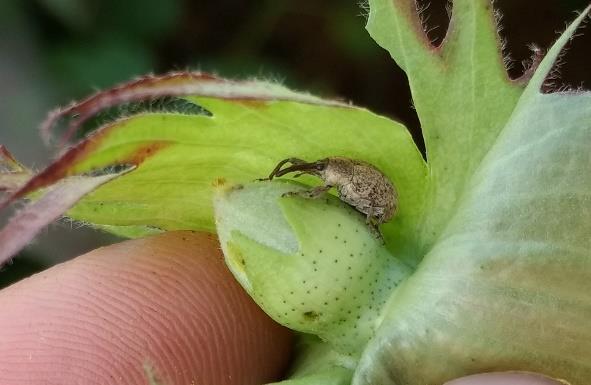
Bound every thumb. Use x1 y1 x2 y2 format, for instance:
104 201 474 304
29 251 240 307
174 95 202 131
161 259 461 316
0 231 293 385
445 372 567 385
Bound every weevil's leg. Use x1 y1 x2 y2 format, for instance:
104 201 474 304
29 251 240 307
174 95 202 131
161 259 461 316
282 185 332 199
304 185 332 198
370 222 385 244
365 207 374 225
365 208 384 243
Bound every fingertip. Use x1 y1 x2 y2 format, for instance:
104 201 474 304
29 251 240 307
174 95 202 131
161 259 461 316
444 372 568 385
0 231 293 385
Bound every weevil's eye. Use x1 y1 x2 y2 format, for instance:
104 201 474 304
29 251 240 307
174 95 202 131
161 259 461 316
315 159 328 171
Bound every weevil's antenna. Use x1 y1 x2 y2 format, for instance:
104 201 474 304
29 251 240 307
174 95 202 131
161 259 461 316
267 158 296 180
273 162 320 178
266 158 307 180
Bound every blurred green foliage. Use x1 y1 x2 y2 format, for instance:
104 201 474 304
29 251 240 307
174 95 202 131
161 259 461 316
34 0 181 96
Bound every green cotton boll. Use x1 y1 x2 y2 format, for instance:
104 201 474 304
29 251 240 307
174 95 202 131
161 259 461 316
213 181 411 356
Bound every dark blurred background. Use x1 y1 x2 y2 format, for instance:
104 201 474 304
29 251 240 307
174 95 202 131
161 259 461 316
1 0 590 287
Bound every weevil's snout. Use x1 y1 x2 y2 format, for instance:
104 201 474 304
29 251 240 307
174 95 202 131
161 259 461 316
297 159 327 174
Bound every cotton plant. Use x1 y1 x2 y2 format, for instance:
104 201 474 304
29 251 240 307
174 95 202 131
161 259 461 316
1 1 590 384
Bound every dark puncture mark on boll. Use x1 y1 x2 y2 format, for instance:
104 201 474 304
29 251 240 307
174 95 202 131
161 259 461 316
303 311 320 321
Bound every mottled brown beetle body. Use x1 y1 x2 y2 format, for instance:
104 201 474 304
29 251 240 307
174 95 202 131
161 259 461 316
265 157 398 228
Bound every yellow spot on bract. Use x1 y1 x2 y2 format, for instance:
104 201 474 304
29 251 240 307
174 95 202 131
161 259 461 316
211 177 227 187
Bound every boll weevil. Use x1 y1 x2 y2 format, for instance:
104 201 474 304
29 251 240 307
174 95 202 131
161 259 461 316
264 157 398 233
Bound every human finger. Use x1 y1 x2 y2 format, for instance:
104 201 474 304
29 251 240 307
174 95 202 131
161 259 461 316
0 231 293 385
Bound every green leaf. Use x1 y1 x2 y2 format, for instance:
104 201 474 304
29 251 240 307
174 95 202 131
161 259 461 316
367 0 524 253
267 335 353 385
0 145 31 192
0 171 133 265
61 92 426 263
354 5 591 385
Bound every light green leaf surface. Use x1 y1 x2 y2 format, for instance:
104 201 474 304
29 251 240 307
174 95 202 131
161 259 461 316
67 96 427 262
354 3 591 385
268 335 353 385
355 92 591 383
367 0 524 253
